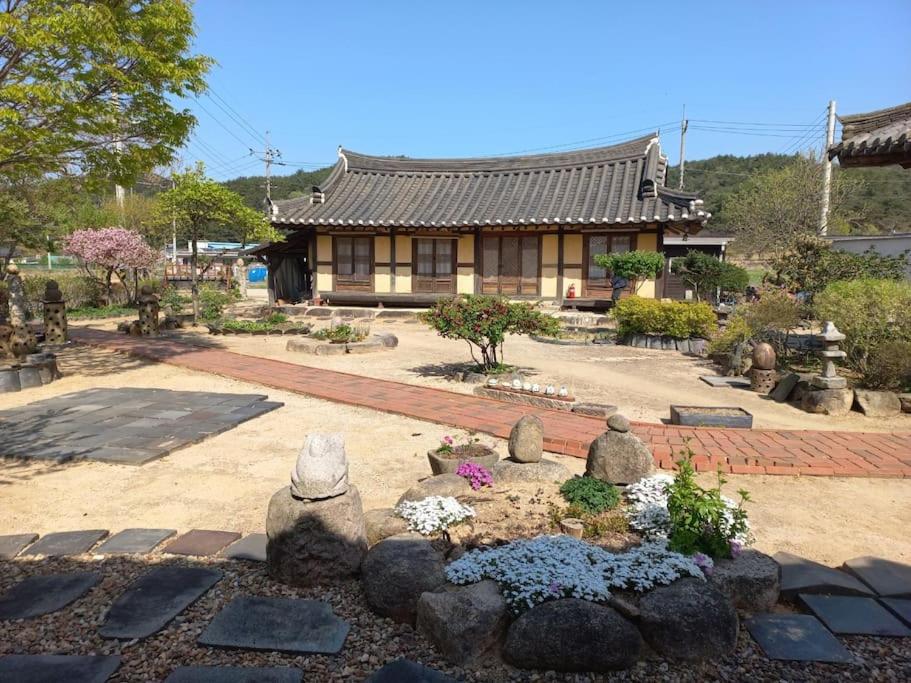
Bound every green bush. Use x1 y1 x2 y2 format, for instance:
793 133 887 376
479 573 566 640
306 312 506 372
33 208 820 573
559 476 620 515
815 279 911 384
864 341 911 391
593 250 664 287
421 295 561 371
198 284 238 321
68 305 134 319
311 323 367 344
670 251 748 300
707 315 752 355
160 287 191 315
613 296 716 339
20 272 104 313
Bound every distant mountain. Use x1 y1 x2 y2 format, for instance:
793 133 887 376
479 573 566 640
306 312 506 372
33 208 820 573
221 167 333 210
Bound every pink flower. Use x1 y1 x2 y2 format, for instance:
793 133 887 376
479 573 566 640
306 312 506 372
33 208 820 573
693 552 714 576
442 435 454 445
64 227 158 270
730 540 743 558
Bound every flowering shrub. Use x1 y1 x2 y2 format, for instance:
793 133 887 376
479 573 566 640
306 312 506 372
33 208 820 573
446 535 707 613
559 476 619 514
624 473 675 538
64 227 158 303
456 462 493 490
395 496 475 535
436 435 455 454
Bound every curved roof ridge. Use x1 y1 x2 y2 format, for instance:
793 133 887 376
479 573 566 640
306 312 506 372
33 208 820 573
339 134 657 174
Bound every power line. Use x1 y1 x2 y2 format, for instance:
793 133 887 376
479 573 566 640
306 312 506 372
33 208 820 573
204 88 268 147
690 126 816 138
780 110 829 154
194 98 258 150
492 121 679 156
690 118 821 128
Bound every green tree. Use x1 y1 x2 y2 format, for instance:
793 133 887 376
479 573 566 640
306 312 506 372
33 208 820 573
0 0 211 183
670 250 748 301
156 164 279 321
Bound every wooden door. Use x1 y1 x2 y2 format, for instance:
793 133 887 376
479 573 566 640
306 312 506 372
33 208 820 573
583 233 634 298
334 236 373 291
413 238 456 294
481 235 540 296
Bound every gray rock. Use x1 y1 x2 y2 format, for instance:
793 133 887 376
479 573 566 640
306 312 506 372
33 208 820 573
375 333 399 348
842 556 911 598
770 372 800 402
900 393 911 413
709 550 780 612
503 598 641 672
222 533 267 562
364 658 457 683
690 338 708 356
744 614 855 663
639 578 738 661
461 371 487 384
95 528 176 555
853 390 901 418
0 655 122 683
290 432 348 500
22 529 107 557
364 508 409 546
800 594 911 636
585 431 654 485
571 402 618 418
508 415 544 463
0 533 37 559
491 458 571 483
676 338 692 354
346 339 385 354
165 666 302 682
416 580 508 665
775 551 874 598
266 485 367 587
0 572 100 619
362 534 447 624
801 388 853 416
606 413 630 432
397 473 476 505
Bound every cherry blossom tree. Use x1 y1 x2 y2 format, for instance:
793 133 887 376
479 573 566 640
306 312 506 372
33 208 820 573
64 227 159 304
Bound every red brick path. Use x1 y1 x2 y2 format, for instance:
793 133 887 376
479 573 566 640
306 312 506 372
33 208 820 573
71 328 911 478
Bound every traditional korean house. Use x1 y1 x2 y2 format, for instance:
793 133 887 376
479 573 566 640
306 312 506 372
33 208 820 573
829 101 911 169
256 134 710 308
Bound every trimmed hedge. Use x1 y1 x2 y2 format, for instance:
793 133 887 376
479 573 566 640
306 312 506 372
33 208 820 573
613 296 716 339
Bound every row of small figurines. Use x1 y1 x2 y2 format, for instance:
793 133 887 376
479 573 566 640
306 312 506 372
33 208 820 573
488 377 569 397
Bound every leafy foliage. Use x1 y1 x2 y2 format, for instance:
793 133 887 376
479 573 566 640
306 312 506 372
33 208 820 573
68 305 134 320
197 284 237 321
559 477 620 515
815 279 911 387
223 167 332 209
311 323 367 344
666 447 751 559
421 295 560 371
670 251 748 301
17 273 104 315
863 341 911 392
593 250 664 286
707 315 753 355
613 296 716 339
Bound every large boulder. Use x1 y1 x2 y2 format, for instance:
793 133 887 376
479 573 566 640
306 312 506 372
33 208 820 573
585 432 654 485
854 390 902 418
508 415 544 463
503 599 641 672
364 508 409 546
266 485 367 587
291 432 348 500
901 393 911 414
362 534 447 624
416 581 508 665
801 388 853 416
770 372 800 403
709 549 780 612
638 578 738 661
397 474 476 505
491 458 570 483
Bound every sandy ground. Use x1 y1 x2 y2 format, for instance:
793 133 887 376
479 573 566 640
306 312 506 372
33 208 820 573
2 342 910 566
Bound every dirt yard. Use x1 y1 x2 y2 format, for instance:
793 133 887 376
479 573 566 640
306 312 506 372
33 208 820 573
2 341 910 567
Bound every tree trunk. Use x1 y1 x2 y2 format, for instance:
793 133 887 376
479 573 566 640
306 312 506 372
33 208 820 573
191 236 200 323
0 243 15 279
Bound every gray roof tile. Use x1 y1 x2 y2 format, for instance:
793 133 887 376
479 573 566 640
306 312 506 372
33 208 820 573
830 102 911 169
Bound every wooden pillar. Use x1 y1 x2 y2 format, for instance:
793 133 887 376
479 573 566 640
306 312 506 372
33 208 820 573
556 227 565 305
473 227 482 294
390 227 397 293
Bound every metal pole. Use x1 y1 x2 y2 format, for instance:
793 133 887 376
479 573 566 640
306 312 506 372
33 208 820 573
819 100 837 236
678 105 688 190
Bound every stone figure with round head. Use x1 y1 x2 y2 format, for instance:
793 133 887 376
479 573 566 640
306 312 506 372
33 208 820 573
291 432 350 500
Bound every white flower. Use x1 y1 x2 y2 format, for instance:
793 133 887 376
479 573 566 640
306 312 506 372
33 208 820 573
395 496 475 535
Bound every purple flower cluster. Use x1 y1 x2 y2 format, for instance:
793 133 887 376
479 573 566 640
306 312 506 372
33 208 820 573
692 552 714 576
456 462 493 490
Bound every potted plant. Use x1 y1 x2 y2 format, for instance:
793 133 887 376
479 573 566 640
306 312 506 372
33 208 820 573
427 434 499 475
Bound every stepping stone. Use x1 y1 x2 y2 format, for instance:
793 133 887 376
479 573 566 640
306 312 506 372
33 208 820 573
745 614 855 663
0 533 38 559
198 596 349 654
0 654 121 683
880 598 911 627
95 528 176 555
700 375 750 388
774 551 873 598
0 572 100 619
222 533 267 562
842 556 911 598
800 594 911 636
164 529 241 556
21 529 108 557
165 666 302 682
100 566 222 639
365 658 458 683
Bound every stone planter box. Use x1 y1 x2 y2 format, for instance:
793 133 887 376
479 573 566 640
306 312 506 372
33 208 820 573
0 352 61 393
474 385 575 411
427 447 499 475
209 324 312 336
670 405 753 429
623 334 708 355
286 333 397 356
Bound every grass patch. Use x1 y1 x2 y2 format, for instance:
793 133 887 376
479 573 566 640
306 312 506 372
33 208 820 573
68 305 134 319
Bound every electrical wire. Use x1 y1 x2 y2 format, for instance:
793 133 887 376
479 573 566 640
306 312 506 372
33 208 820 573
205 88 268 147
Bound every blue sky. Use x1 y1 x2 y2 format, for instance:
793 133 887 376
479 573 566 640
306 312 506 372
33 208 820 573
181 0 911 180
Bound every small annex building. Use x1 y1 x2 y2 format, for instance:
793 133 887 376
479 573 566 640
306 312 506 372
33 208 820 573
256 134 711 308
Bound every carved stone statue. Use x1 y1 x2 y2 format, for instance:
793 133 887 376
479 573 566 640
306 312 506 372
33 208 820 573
290 432 349 500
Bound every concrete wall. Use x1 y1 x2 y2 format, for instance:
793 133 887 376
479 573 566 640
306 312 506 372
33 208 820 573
829 235 911 277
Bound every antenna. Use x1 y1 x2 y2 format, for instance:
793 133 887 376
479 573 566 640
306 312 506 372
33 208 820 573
250 130 282 207
678 104 688 190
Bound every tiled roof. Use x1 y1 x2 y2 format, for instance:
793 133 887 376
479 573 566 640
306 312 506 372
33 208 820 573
829 102 911 169
272 135 709 228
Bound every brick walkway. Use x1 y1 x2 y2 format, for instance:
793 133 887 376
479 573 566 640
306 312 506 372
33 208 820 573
70 328 911 478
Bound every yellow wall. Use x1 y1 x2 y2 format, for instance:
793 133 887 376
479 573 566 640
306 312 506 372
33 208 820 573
541 234 558 298
563 233 583 264
374 268 391 293
374 235 391 263
395 266 412 293
315 234 333 293
636 232 658 298
457 234 474 294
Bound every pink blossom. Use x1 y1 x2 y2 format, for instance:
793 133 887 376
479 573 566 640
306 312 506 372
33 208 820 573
64 227 159 270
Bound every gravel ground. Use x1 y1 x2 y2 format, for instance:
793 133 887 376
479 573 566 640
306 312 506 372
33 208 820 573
1 554 909 682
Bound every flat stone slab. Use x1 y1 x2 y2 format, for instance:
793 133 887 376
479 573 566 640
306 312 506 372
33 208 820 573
100 566 222 639
0 533 37 559
21 530 108 557
0 388 283 465
164 529 241 556
700 375 751 388
0 571 100 619
165 666 302 682
222 533 267 562
365 658 458 683
880 598 911 627
95 528 176 554
745 614 855 663
842 556 911 597
198 596 349 654
0 654 121 683
800 594 911 636
775 551 874 598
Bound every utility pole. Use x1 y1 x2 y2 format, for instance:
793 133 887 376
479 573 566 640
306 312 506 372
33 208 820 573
113 92 126 215
251 130 281 207
819 99 837 236
678 104 688 190
170 167 178 264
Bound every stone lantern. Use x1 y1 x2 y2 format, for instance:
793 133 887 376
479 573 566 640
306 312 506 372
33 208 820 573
137 285 160 336
42 280 68 345
811 321 847 390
